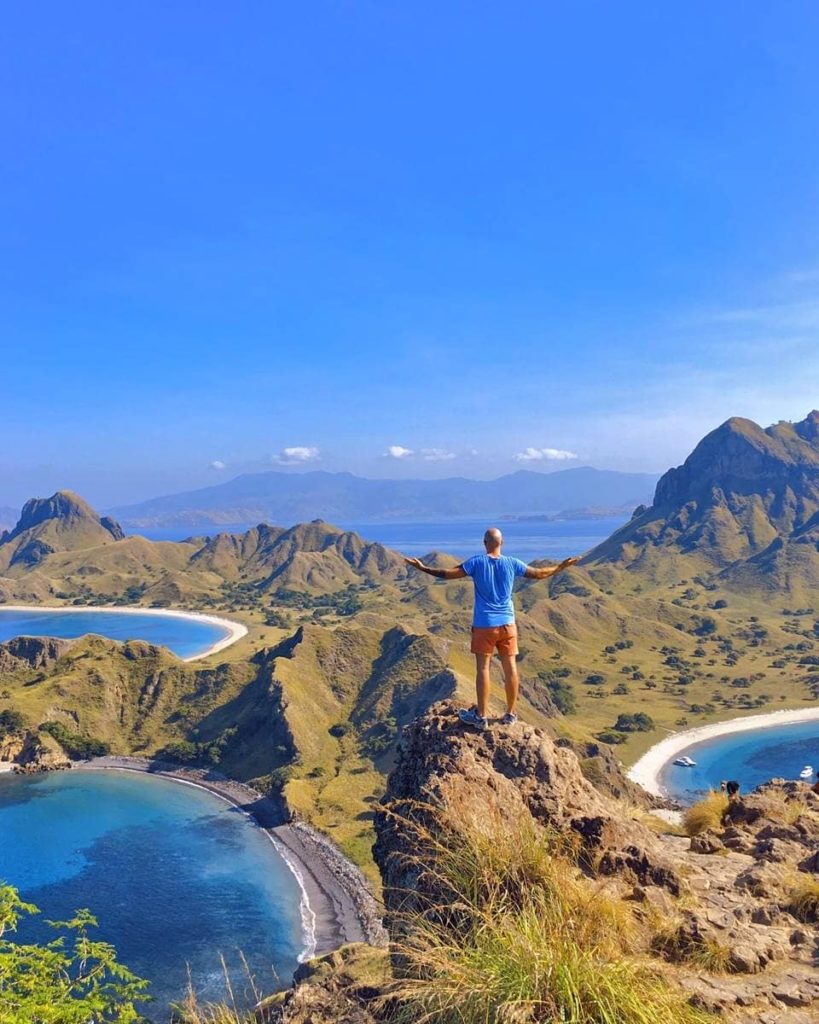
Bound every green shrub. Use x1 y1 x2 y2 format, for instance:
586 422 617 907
39 721 110 759
0 710 25 736
0 882 148 1021
614 713 654 733
596 730 628 745
537 671 576 714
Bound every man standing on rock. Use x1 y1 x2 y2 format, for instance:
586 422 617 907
405 528 579 731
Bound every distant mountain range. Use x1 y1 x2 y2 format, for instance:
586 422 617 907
108 467 659 529
0 489 408 604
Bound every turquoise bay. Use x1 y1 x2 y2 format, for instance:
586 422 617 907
660 719 819 802
0 607 233 660
0 770 304 1019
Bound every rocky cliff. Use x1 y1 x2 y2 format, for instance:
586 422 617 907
267 703 819 1023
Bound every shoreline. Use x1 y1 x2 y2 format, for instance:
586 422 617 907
0 604 248 661
628 706 819 798
75 756 386 959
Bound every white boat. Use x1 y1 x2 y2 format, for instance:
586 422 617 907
673 755 697 767
799 765 814 780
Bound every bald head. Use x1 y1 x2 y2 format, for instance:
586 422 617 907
483 527 503 552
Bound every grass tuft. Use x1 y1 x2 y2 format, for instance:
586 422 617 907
683 791 728 837
786 877 819 922
382 807 713 1024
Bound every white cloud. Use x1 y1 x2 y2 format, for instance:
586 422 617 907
420 448 456 461
209 460 227 471
514 447 578 462
385 445 413 459
272 446 321 465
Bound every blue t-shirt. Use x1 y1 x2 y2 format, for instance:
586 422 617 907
460 553 529 627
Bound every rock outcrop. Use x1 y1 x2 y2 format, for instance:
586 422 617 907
370 702 819 1022
0 635 74 673
1 729 72 771
258 702 819 1021
374 700 681 906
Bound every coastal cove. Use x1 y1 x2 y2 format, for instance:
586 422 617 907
0 606 247 661
0 759 382 1020
628 707 819 801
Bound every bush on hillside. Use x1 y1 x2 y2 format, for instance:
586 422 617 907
786 877 819 922
537 670 576 715
0 710 25 736
613 712 654 733
39 721 110 759
596 730 628 745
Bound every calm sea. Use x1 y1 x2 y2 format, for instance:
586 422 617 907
0 770 304 1019
0 608 229 659
660 719 819 802
132 516 628 561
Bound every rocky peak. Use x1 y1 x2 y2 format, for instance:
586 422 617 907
373 701 681 906
653 413 819 510
585 411 819 583
793 409 819 443
9 491 114 538
0 491 125 571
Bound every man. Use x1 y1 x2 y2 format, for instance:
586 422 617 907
405 527 579 730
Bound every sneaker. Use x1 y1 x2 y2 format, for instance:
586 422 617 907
500 712 518 726
458 706 488 731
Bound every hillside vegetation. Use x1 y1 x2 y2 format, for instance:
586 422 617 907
1 412 819 878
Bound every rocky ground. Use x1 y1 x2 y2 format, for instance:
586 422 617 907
267 701 819 1023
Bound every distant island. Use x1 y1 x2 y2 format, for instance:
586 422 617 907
106 465 658 529
502 504 640 522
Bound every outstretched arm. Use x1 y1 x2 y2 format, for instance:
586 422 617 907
524 555 580 580
404 556 467 580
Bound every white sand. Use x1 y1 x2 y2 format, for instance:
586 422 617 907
628 706 819 797
0 604 247 661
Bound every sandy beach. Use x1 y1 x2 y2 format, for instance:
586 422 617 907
0 604 247 660
77 756 386 960
628 706 819 798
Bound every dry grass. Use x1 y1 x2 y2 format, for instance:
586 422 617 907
683 791 729 837
381 807 713 1024
173 954 264 1024
653 923 732 973
756 792 809 826
786 876 819 923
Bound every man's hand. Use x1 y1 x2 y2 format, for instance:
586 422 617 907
404 557 426 571
525 554 581 580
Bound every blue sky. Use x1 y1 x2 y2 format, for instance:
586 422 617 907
2 3 819 507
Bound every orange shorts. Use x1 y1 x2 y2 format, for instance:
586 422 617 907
470 623 518 657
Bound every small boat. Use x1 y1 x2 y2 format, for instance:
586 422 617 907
674 755 697 767
799 765 814 780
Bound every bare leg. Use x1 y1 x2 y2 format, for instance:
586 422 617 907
474 653 492 718
499 653 519 715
